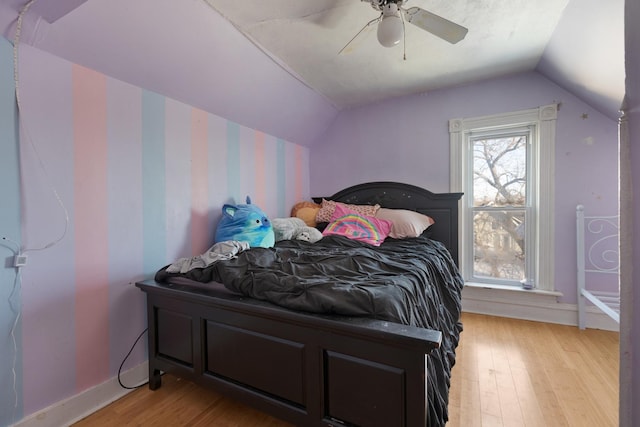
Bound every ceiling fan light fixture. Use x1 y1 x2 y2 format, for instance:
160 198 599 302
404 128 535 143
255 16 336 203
377 3 403 47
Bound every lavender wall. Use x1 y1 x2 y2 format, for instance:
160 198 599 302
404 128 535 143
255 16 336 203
310 71 619 304
0 40 311 426
0 0 339 148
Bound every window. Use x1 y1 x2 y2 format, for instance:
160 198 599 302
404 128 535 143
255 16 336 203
449 105 557 291
471 128 531 283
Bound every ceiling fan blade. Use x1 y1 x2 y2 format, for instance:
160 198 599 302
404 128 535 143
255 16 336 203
402 7 468 44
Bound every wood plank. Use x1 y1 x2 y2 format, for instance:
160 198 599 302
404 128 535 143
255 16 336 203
72 375 292 427
491 319 525 426
450 313 482 426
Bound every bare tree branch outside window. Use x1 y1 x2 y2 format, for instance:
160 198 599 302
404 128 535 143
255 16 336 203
472 135 527 281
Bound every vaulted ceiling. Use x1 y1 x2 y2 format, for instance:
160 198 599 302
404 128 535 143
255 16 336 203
203 0 571 109
0 0 625 145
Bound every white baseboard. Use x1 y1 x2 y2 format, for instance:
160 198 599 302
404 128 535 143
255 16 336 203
13 361 149 427
461 285 619 332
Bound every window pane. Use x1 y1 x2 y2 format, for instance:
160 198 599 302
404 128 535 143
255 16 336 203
473 210 525 281
473 135 527 207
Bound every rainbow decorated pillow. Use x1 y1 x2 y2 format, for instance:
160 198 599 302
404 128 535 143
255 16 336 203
322 203 392 246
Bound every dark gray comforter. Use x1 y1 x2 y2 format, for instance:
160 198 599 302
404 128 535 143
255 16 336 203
156 234 464 426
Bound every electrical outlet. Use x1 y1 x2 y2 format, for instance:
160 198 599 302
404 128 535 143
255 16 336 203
14 255 27 267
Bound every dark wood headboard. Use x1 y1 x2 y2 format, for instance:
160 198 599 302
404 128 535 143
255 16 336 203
314 181 463 266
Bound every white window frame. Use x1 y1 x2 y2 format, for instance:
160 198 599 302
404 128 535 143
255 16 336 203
449 104 557 291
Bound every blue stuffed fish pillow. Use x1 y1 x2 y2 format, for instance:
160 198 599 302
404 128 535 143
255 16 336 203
214 196 275 248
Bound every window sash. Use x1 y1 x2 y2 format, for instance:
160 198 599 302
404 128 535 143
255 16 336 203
469 206 528 285
469 129 531 209
466 126 533 286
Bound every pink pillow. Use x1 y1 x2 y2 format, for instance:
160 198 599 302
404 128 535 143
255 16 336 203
374 208 435 239
315 199 380 223
322 204 392 246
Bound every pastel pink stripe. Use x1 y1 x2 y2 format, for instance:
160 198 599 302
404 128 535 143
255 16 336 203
191 108 209 254
254 131 266 210
72 64 110 391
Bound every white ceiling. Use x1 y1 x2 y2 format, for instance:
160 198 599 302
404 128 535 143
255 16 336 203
203 0 575 109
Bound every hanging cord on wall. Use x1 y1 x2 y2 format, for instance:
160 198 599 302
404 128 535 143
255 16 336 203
1 237 23 423
11 0 70 255
117 328 150 390
13 0 37 110
9 270 22 413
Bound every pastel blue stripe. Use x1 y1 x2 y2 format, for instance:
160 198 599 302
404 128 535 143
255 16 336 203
141 90 167 276
276 138 286 217
227 121 241 202
163 99 192 261
0 36 23 425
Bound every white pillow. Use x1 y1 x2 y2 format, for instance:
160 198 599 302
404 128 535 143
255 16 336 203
374 208 434 239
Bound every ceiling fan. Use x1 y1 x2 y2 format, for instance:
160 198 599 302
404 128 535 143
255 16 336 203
340 0 468 53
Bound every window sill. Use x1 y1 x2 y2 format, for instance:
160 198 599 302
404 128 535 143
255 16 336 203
463 281 563 298
461 282 576 326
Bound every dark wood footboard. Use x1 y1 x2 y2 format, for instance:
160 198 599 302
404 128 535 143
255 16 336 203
136 279 442 427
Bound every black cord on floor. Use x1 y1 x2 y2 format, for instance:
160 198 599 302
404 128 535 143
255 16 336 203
118 327 148 390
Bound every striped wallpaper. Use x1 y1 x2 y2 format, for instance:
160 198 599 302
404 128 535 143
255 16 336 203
0 41 309 425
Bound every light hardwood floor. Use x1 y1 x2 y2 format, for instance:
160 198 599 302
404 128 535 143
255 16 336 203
74 313 619 426
447 313 618 427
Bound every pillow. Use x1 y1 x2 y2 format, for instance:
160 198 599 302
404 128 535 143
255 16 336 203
374 208 435 239
322 204 392 246
290 201 321 227
271 217 323 243
315 199 380 223
214 196 275 248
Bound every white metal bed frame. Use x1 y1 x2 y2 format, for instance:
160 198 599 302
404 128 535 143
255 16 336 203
576 205 620 329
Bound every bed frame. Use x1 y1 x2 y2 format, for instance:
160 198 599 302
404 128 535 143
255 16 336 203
576 204 620 329
136 182 462 427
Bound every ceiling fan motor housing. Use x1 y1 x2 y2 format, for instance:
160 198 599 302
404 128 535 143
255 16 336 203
377 2 403 47
370 0 406 12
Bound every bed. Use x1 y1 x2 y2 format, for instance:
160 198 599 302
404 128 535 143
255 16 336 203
576 204 620 329
136 181 463 427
